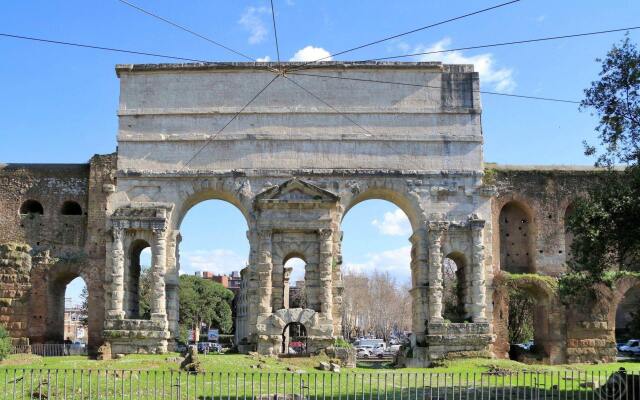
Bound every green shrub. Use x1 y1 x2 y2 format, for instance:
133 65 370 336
333 338 353 348
0 325 11 361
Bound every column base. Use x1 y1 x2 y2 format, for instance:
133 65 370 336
107 310 125 319
104 318 170 355
398 322 493 367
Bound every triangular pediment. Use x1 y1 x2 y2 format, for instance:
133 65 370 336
256 178 339 205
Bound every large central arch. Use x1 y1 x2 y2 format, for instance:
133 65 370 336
340 189 423 342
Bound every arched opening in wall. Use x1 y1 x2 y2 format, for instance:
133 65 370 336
282 322 307 355
62 277 88 353
341 199 413 343
61 201 83 216
614 286 640 346
443 253 469 323
45 273 89 355
284 256 307 309
499 201 534 273
563 203 575 262
126 240 152 319
178 199 249 344
504 282 556 363
20 199 43 215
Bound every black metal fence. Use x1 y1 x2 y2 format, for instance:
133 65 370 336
0 368 638 399
11 343 88 357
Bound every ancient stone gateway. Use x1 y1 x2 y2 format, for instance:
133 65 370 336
0 61 631 365
106 62 491 362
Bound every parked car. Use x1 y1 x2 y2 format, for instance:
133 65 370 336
286 341 306 354
175 343 188 353
619 339 640 354
197 342 221 354
372 347 386 358
357 346 373 358
386 344 401 354
515 340 534 351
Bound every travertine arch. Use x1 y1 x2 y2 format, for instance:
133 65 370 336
340 183 425 231
171 184 254 231
340 188 427 340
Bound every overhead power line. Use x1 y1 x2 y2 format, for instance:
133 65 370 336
283 75 432 171
288 71 580 104
283 75 373 136
270 0 282 66
346 25 640 64
181 74 280 170
287 0 520 71
117 0 261 64
0 32 213 63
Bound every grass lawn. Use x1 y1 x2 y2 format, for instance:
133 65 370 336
1 353 639 374
0 354 638 399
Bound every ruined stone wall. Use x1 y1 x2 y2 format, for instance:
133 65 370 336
489 165 605 277
0 163 89 248
0 155 116 351
0 243 32 341
489 166 618 364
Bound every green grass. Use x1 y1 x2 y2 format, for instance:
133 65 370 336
1 353 639 374
0 354 638 399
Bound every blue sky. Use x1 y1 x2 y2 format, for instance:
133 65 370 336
2 0 638 302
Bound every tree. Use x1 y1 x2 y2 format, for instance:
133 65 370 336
138 266 153 319
581 36 640 168
0 325 11 361
507 287 535 344
178 275 234 342
341 271 411 341
567 36 640 280
79 286 89 327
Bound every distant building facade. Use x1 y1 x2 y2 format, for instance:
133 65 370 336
63 304 87 344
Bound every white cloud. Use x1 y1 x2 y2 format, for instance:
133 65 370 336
289 46 332 62
256 56 272 62
371 209 411 236
238 6 270 45
413 38 516 93
343 246 412 285
180 249 246 276
535 15 546 23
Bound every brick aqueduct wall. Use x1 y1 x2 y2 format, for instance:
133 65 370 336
0 158 637 363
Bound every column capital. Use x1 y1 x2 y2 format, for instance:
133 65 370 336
257 228 272 240
318 228 333 240
427 221 449 233
469 218 486 231
152 226 167 237
111 226 124 242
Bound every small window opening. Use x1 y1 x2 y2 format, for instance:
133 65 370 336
61 201 82 215
20 200 43 215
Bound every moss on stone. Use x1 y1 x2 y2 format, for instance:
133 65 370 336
496 272 559 293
